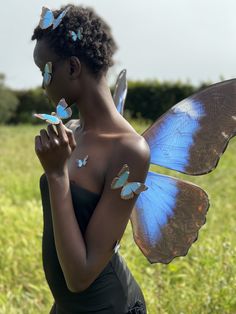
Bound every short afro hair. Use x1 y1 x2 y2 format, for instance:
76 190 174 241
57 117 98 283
32 5 118 75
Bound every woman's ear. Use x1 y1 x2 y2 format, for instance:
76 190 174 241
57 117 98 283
69 56 81 79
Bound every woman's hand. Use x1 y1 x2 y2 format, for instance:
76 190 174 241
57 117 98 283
35 121 76 176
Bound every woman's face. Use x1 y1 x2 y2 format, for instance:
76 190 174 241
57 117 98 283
33 39 75 105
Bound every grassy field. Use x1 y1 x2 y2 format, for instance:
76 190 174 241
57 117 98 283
0 122 236 314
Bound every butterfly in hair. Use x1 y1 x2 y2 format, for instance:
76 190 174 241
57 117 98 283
69 28 83 42
111 164 148 200
39 6 71 30
33 98 72 125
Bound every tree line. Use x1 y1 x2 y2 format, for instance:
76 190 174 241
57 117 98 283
0 73 210 124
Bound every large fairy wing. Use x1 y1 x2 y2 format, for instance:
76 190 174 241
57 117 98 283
33 113 60 125
56 99 72 120
143 79 236 175
130 171 209 264
113 69 127 116
39 6 54 29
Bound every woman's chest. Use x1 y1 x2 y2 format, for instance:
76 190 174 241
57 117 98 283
67 137 112 195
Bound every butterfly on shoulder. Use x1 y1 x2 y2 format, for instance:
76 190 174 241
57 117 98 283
111 164 148 200
39 6 71 30
33 98 72 125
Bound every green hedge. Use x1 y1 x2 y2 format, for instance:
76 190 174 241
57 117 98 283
1 80 210 124
10 88 52 124
122 80 198 120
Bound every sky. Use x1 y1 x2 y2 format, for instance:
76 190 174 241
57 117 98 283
1 0 236 90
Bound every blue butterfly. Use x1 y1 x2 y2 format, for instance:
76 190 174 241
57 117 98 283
116 78 236 264
111 164 148 200
39 6 71 30
76 155 89 168
43 62 52 87
33 98 72 125
69 29 83 42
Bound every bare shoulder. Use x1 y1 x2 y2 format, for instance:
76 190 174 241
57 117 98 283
119 133 150 163
106 132 150 182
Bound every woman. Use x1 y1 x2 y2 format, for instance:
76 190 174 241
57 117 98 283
32 5 150 314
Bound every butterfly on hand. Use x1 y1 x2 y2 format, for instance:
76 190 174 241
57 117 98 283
115 76 236 264
33 98 72 125
111 164 148 200
39 6 71 30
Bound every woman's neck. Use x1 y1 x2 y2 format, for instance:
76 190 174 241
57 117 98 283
76 75 120 133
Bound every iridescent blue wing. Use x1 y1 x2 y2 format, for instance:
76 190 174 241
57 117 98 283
56 99 72 120
77 28 83 40
69 30 77 42
39 6 54 29
143 79 236 175
130 171 209 264
33 113 60 125
113 69 127 116
121 182 147 200
43 62 52 87
111 164 129 189
53 6 71 29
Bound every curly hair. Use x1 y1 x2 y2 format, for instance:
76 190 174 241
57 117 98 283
32 5 118 75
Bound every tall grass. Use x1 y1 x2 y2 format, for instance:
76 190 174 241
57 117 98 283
0 122 236 313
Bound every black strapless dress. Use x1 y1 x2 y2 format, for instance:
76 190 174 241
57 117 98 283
40 174 146 314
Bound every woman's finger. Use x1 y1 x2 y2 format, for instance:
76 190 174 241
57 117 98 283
65 127 77 150
40 129 50 148
55 121 68 144
35 135 42 154
47 124 59 146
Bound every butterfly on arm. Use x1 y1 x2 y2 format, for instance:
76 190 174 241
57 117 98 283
111 164 148 200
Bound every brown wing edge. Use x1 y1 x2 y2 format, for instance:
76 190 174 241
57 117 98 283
130 180 210 264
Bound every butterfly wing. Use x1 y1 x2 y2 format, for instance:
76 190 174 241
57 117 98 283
77 29 83 40
111 164 129 189
39 6 54 29
113 69 127 116
69 30 77 42
56 99 72 120
43 62 52 86
33 113 60 125
44 62 52 74
121 182 148 200
130 171 209 264
53 6 71 29
143 79 236 175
